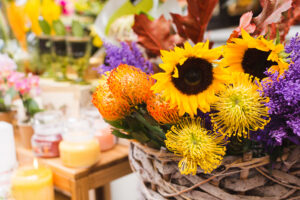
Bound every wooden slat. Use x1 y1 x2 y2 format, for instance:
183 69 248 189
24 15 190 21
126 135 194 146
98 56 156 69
71 177 89 200
16 143 129 179
88 160 132 189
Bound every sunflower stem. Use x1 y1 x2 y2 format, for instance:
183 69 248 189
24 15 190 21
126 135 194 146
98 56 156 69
132 111 166 140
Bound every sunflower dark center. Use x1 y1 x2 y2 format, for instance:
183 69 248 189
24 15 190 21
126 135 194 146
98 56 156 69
242 48 278 79
172 57 213 95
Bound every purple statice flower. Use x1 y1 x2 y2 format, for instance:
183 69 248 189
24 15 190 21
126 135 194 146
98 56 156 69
94 42 153 74
196 109 212 131
287 115 300 137
256 33 300 147
252 115 288 147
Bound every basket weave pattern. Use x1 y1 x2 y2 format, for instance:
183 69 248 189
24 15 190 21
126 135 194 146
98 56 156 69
129 142 300 200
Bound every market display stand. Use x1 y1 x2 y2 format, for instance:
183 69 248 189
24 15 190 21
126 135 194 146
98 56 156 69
15 135 131 200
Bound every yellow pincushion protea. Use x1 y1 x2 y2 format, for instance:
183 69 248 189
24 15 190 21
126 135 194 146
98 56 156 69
92 77 131 121
210 73 270 139
107 64 155 106
165 118 227 175
151 41 230 117
222 29 289 80
147 94 180 125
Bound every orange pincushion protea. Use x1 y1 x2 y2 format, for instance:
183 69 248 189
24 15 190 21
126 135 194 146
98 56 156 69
147 94 180 124
107 64 155 106
92 79 131 121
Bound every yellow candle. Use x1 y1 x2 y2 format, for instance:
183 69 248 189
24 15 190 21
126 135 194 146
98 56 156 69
11 163 54 200
59 138 100 168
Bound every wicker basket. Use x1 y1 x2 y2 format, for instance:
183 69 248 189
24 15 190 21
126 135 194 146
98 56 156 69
129 142 300 200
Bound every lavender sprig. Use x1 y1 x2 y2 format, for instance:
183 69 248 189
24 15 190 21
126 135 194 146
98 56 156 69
94 42 153 74
255 34 300 147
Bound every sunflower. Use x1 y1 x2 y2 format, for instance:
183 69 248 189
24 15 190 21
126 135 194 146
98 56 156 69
151 41 229 116
147 94 180 124
92 77 132 121
108 64 154 106
222 29 289 80
165 118 227 175
210 73 270 139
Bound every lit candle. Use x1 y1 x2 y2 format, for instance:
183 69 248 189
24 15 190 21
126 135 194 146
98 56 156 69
11 159 54 200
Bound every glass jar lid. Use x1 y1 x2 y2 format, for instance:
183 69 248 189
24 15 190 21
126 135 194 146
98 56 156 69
33 111 63 135
63 118 94 142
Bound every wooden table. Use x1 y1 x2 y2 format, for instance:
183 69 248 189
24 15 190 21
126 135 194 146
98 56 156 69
16 143 132 200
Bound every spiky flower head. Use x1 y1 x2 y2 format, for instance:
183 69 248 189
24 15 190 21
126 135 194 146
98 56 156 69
147 94 180 125
92 77 131 121
210 73 270 139
165 118 226 175
107 64 155 106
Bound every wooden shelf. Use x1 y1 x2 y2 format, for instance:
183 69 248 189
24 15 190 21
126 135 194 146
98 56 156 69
15 136 132 200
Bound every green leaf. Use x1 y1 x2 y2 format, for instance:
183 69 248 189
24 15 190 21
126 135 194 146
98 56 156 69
53 20 66 36
111 129 133 139
39 19 51 35
6 87 17 98
105 119 129 130
23 98 43 118
131 131 150 143
71 20 84 37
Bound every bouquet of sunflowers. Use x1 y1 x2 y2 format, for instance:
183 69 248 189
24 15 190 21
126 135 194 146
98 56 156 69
92 0 300 198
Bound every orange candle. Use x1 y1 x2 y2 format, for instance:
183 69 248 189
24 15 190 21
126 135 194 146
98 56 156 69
95 125 116 151
11 160 54 200
59 135 100 168
59 118 100 168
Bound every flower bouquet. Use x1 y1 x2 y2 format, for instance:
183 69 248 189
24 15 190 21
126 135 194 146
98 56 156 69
92 0 300 199
0 54 18 123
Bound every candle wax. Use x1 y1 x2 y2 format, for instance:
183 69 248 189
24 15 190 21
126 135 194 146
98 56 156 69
95 126 116 151
59 139 100 168
12 167 54 200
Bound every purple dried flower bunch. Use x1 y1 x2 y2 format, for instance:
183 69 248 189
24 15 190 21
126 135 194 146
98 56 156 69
94 42 153 74
259 34 300 146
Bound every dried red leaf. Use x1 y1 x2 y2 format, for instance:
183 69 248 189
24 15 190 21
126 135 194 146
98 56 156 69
272 0 300 41
253 0 292 36
170 0 218 44
132 13 185 56
253 0 299 42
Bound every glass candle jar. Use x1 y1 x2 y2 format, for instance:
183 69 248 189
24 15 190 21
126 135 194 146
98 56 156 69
59 118 100 168
31 111 63 158
11 166 54 200
94 120 116 152
81 107 116 151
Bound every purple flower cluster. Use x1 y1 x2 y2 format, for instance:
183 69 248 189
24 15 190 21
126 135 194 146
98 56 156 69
94 42 153 74
256 34 300 147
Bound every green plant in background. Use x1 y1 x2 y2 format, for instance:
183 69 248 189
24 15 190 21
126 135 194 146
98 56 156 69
51 19 69 81
37 19 54 77
69 20 91 85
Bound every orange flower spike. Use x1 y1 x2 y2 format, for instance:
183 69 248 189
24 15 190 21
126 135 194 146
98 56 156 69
147 94 180 124
6 2 28 50
92 80 131 121
107 64 155 106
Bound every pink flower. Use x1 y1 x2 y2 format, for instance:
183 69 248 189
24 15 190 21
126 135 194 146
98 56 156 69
14 79 30 95
235 11 256 36
56 0 74 16
7 72 25 87
27 73 40 87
